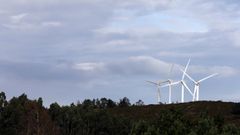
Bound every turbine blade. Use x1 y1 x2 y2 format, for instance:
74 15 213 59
160 84 169 88
180 69 197 84
182 59 191 80
167 63 174 78
159 80 169 84
171 81 181 85
146 80 169 86
160 81 180 88
198 73 218 83
146 81 158 85
182 81 193 95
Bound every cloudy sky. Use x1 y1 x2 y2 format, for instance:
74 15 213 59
0 0 240 106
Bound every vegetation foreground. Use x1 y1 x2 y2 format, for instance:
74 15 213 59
0 92 240 135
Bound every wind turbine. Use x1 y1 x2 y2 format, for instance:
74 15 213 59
146 64 175 104
182 70 218 101
161 59 193 103
146 80 169 104
152 79 178 104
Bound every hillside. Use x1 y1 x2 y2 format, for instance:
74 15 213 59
109 101 240 126
0 92 240 135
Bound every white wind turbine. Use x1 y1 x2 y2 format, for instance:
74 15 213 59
146 64 175 104
161 59 193 103
182 70 218 101
146 80 169 104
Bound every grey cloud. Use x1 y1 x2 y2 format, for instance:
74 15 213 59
74 56 239 79
0 57 173 92
105 56 171 76
189 65 239 78
0 60 105 83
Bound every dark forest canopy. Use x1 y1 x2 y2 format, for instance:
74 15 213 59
0 91 240 135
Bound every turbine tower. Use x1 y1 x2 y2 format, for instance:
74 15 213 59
182 71 218 101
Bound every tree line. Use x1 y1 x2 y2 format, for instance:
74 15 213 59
0 91 240 135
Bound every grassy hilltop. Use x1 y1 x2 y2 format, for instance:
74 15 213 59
109 101 240 125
